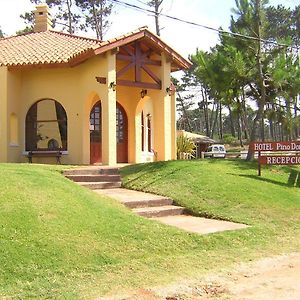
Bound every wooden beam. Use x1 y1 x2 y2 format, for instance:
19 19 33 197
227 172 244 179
135 41 142 82
117 79 161 90
117 62 134 78
123 45 135 56
116 54 134 62
141 58 161 66
141 65 161 85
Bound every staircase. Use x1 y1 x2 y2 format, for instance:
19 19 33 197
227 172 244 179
64 166 185 218
64 167 249 235
64 167 121 190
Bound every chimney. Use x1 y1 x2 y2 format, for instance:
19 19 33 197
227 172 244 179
34 4 52 32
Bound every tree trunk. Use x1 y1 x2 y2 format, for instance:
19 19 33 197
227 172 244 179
177 92 192 132
66 0 73 34
295 96 299 138
241 89 250 140
154 1 160 36
228 105 236 137
211 103 219 138
246 0 267 160
91 2 101 40
201 85 210 137
219 102 223 140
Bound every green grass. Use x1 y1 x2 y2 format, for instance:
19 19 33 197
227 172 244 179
0 161 299 298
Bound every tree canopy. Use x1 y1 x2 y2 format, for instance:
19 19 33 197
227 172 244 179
177 0 300 157
19 0 113 39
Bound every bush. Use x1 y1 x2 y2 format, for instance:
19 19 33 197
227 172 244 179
176 135 196 159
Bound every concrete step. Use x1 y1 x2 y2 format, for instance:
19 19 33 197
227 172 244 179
77 181 121 190
63 167 120 176
65 174 121 183
123 198 173 209
132 205 185 218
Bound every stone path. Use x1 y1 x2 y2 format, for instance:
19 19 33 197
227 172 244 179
64 166 249 235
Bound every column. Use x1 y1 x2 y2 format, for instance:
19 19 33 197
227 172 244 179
101 53 117 165
154 54 172 161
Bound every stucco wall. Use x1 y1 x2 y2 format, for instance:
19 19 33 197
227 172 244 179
2 50 176 165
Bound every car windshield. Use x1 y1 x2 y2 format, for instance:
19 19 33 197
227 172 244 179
219 146 225 151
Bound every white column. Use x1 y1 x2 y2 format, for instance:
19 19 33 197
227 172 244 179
102 53 117 165
154 54 172 161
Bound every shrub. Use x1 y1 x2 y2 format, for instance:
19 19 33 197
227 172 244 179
176 135 196 159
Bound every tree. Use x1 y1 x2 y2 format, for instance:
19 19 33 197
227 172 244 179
76 0 113 40
176 0 300 151
0 27 4 38
20 0 82 34
147 0 164 36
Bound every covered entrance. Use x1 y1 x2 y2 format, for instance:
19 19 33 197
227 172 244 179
90 101 128 164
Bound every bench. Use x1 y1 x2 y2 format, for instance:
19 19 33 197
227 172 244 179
27 150 62 164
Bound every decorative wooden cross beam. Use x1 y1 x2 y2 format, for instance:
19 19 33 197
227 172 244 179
116 41 162 90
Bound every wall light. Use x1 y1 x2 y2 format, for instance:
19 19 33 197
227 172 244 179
166 83 175 96
146 113 152 120
109 81 116 91
141 89 147 98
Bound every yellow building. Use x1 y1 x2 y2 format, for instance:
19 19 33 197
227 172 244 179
0 4 190 165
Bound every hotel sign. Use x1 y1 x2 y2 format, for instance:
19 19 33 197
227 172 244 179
250 141 300 152
259 155 300 165
249 141 300 175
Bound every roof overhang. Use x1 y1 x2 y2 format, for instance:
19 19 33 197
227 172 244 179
94 28 192 71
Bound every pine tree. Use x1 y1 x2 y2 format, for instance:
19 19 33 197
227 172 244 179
147 0 164 36
76 0 113 40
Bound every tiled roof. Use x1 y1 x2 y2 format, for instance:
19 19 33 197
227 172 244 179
0 31 102 67
0 27 191 70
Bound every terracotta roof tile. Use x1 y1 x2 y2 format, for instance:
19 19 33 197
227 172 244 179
0 27 191 70
0 30 102 67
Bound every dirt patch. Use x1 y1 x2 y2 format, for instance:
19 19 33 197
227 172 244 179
100 252 300 300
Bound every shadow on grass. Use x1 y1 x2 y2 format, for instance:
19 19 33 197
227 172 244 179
236 174 290 187
121 161 190 190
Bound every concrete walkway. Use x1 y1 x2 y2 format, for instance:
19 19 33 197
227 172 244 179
96 188 249 235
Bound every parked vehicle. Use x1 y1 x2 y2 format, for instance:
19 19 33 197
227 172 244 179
204 144 226 158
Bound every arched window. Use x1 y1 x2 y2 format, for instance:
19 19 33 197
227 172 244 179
25 99 67 151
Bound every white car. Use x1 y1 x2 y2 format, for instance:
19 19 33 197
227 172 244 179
204 144 226 158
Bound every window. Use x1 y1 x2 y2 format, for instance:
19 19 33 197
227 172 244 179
141 111 145 151
25 99 67 151
116 106 125 143
147 116 152 152
90 102 101 143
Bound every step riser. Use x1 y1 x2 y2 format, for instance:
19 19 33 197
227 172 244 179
63 168 120 176
66 175 121 182
79 182 121 190
136 208 185 218
124 199 173 209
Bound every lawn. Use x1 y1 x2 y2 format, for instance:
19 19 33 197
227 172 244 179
0 161 299 298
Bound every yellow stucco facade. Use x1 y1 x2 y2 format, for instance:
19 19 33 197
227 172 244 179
0 8 190 165
0 47 182 165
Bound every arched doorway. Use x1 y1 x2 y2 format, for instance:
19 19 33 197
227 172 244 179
90 101 128 164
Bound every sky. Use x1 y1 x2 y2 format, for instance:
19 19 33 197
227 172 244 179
0 0 298 60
